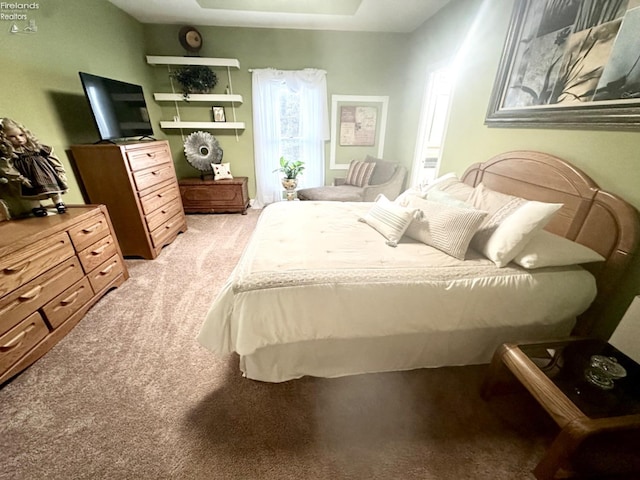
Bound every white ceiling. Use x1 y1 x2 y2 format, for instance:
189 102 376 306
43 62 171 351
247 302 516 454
107 0 451 33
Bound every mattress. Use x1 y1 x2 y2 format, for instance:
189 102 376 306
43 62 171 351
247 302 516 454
197 201 597 382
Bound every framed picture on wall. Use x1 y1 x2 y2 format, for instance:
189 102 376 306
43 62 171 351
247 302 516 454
486 0 640 130
212 106 226 122
330 95 389 170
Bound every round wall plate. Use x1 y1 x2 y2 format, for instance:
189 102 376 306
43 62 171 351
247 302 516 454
179 26 203 53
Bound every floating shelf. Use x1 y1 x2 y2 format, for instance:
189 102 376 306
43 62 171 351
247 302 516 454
159 121 245 130
153 93 243 104
146 56 240 69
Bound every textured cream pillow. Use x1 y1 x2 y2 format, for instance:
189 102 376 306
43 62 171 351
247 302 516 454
402 196 487 260
345 160 376 187
395 188 427 207
359 194 419 247
426 189 473 209
468 183 562 267
212 162 233 180
513 230 605 269
419 172 457 193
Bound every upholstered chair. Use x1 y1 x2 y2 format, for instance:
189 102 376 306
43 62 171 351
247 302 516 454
297 156 407 202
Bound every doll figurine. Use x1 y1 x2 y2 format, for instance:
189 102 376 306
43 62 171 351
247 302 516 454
0 118 68 217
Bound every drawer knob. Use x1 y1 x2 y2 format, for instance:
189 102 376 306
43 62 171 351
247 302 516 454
60 290 80 306
91 244 110 256
18 285 43 301
82 223 101 234
4 263 28 275
0 324 35 352
146 153 156 158
99 263 116 276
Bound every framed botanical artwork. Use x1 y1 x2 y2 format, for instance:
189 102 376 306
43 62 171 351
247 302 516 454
212 106 226 122
330 95 389 170
486 0 640 130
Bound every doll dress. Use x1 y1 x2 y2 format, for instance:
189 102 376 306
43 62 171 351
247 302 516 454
13 146 68 199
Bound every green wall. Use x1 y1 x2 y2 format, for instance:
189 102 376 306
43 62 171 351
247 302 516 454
1 0 163 205
418 0 640 337
4 0 637 337
143 24 410 194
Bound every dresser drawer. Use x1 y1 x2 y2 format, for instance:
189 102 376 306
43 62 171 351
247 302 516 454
43 277 94 329
133 163 177 193
87 255 124 293
68 213 110 252
77 234 117 274
150 213 185 249
126 143 171 172
0 232 74 298
0 256 84 336
139 183 181 216
146 199 184 232
0 311 49 376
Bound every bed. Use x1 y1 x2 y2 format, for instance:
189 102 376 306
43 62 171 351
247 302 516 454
197 151 639 382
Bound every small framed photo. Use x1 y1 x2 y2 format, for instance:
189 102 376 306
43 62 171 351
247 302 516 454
212 106 226 122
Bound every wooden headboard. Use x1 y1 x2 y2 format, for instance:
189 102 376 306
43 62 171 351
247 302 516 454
461 150 640 336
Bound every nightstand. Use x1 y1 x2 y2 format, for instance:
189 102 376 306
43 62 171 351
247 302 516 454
482 338 640 479
178 177 250 214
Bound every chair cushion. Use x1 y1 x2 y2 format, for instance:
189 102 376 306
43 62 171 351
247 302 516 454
297 185 364 202
345 160 375 187
365 155 397 185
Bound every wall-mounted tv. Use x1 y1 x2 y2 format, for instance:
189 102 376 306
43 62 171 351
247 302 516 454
79 72 154 142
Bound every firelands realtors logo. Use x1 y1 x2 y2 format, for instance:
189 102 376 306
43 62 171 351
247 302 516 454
1 2 40 34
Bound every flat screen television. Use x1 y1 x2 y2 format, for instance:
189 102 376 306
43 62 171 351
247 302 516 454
79 72 154 142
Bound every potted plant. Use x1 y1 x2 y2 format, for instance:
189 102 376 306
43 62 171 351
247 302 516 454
172 66 218 99
274 156 305 200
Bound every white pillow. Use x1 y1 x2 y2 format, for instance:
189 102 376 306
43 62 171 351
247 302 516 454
212 162 233 180
469 183 562 267
513 230 605 269
359 194 419 247
419 172 457 193
402 196 487 260
395 187 426 206
426 189 473 209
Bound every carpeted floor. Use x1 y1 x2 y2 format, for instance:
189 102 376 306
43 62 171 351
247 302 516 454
1 211 565 479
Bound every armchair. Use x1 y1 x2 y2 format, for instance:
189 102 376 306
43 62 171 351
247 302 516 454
297 156 407 202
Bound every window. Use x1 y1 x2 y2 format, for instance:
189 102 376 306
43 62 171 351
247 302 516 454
251 69 328 208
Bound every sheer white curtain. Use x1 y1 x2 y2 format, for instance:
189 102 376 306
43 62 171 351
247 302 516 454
251 68 328 209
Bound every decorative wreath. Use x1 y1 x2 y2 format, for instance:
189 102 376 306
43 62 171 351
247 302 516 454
183 131 223 172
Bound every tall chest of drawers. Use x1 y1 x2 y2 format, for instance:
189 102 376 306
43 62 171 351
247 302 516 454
0 205 128 384
70 140 187 259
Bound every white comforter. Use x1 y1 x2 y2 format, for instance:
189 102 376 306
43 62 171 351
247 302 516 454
197 201 597 363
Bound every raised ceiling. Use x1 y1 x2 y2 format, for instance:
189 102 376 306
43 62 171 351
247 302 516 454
107 0 451 33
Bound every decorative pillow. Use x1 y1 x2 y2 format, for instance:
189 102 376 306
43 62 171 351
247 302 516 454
468 183 563 267
359 194 419 247
428 175 475 202
212 162 233 180
345 160 376 187
395 188 427 207
419 172 457 193
513 230 605 269
426 188 473 209
402 196 487 260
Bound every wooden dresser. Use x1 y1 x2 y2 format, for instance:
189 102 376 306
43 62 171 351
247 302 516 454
0 205 128 384
70 140 187 259
179 176 250 214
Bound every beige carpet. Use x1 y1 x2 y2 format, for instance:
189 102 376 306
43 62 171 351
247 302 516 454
1 211 564 479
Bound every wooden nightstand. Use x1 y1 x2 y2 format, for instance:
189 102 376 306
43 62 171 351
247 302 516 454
482 338 640 479
178 177 250 214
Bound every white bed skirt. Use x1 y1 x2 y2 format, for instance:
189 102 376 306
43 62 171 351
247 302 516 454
238 319 575 382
